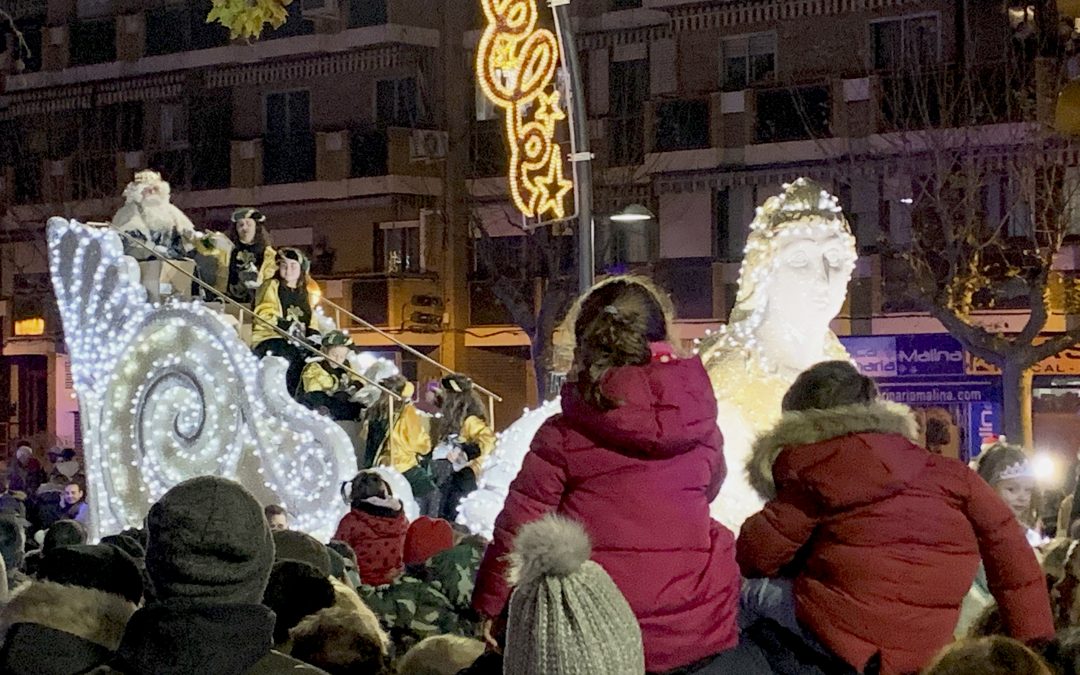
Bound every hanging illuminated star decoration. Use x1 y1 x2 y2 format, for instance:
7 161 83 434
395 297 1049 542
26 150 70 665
476 0 574 221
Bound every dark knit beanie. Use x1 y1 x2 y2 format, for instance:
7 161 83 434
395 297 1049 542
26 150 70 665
100 534 146 561
326 546 346 581
38 544 143 604
262 560 336 645
272 529 331 577
43 519 88 552
146 476 274 604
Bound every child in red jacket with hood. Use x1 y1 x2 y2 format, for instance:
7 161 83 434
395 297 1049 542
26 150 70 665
472 276 743 673
334 471 408 586
737 361 1053 675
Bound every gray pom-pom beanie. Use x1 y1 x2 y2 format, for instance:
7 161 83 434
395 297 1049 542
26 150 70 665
503 515 645 675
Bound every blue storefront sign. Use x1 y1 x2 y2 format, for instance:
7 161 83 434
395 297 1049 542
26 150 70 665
840 334 1002 459
844 335 967 378
968 401 1001 457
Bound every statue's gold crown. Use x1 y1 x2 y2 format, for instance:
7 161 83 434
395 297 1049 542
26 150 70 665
750 177 852 237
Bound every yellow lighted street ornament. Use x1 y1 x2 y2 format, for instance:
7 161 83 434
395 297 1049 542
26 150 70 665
476 0 574 221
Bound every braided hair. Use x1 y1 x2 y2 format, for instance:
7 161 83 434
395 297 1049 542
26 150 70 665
572 277 670 410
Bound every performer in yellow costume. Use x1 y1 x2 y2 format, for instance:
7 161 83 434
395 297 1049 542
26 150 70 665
698 178 857 532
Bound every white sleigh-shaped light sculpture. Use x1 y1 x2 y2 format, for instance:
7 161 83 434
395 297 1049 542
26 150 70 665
48 218 417 541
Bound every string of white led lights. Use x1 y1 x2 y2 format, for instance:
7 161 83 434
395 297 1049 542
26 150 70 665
48 218 417 541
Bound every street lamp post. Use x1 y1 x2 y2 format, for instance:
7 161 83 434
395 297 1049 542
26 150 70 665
551 0 595 293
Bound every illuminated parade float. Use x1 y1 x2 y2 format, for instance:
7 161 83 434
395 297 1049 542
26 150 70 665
47 214 420 541
45 0 862 541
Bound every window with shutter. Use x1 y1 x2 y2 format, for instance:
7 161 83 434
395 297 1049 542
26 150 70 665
721 32 776 91
870 14 940 71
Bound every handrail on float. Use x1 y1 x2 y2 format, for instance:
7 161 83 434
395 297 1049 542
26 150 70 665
317 293 503 399
94 222 406 404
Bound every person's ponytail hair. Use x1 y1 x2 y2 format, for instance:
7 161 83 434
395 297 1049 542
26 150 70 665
345 471 390 510
573 277 670 410
781 360 878 413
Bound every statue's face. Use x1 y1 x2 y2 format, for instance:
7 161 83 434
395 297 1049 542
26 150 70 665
764 227 854 329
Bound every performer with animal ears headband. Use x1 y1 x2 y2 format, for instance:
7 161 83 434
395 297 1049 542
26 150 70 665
194 207 277 305
299 330 367 421
432 374 496 522
252 247 321 395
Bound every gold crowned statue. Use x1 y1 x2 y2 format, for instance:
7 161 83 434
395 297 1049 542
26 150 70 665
699 178 857 532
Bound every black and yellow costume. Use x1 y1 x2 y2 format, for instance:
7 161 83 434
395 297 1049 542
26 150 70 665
299 358 365 421
251 251 321 395
373 381 435 500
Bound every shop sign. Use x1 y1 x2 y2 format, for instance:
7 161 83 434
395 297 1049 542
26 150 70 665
965 344 1080 376
968 401 1000 453
842 334 966 378
874 378 997 406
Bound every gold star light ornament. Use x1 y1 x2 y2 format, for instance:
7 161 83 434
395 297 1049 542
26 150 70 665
476 0 575 221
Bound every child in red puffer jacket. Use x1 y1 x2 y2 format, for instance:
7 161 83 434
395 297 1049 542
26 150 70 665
334 471 407 586
472 276 742 673
737 360 1053 675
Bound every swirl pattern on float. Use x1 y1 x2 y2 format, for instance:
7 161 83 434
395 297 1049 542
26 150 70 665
476 0 573 220
47 218 358 541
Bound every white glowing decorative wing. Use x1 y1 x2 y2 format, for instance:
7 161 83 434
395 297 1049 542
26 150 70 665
48 219 356 541
455 399 561 539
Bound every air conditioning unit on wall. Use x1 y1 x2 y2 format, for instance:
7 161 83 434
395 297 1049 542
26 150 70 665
301 0 339 20
409 130 448 162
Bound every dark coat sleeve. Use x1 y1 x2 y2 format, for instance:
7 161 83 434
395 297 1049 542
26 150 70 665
471 421 569 618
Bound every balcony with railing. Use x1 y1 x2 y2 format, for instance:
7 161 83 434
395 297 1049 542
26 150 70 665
876 61 1032 132
753 84 832 145
652 98 711 153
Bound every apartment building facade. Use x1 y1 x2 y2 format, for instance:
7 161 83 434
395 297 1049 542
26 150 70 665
0 0 534 447
0 0 1076 452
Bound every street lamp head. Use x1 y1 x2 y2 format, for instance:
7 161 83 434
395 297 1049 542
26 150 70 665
610 203 654 223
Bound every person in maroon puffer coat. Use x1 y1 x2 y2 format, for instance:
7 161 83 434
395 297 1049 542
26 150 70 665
471 276 741 673
334 471 408 587
737 361 1053 675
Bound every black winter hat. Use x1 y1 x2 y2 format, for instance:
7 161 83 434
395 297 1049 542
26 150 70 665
43 519 87 552
272 529 331 577
38 544 143 604
100 534 146 561
146 476 274 604
262 560 336 645
326 545 346 581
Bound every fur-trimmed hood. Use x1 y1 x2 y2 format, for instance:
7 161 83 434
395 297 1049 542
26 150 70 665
748 400 923 503
0 580 135 650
